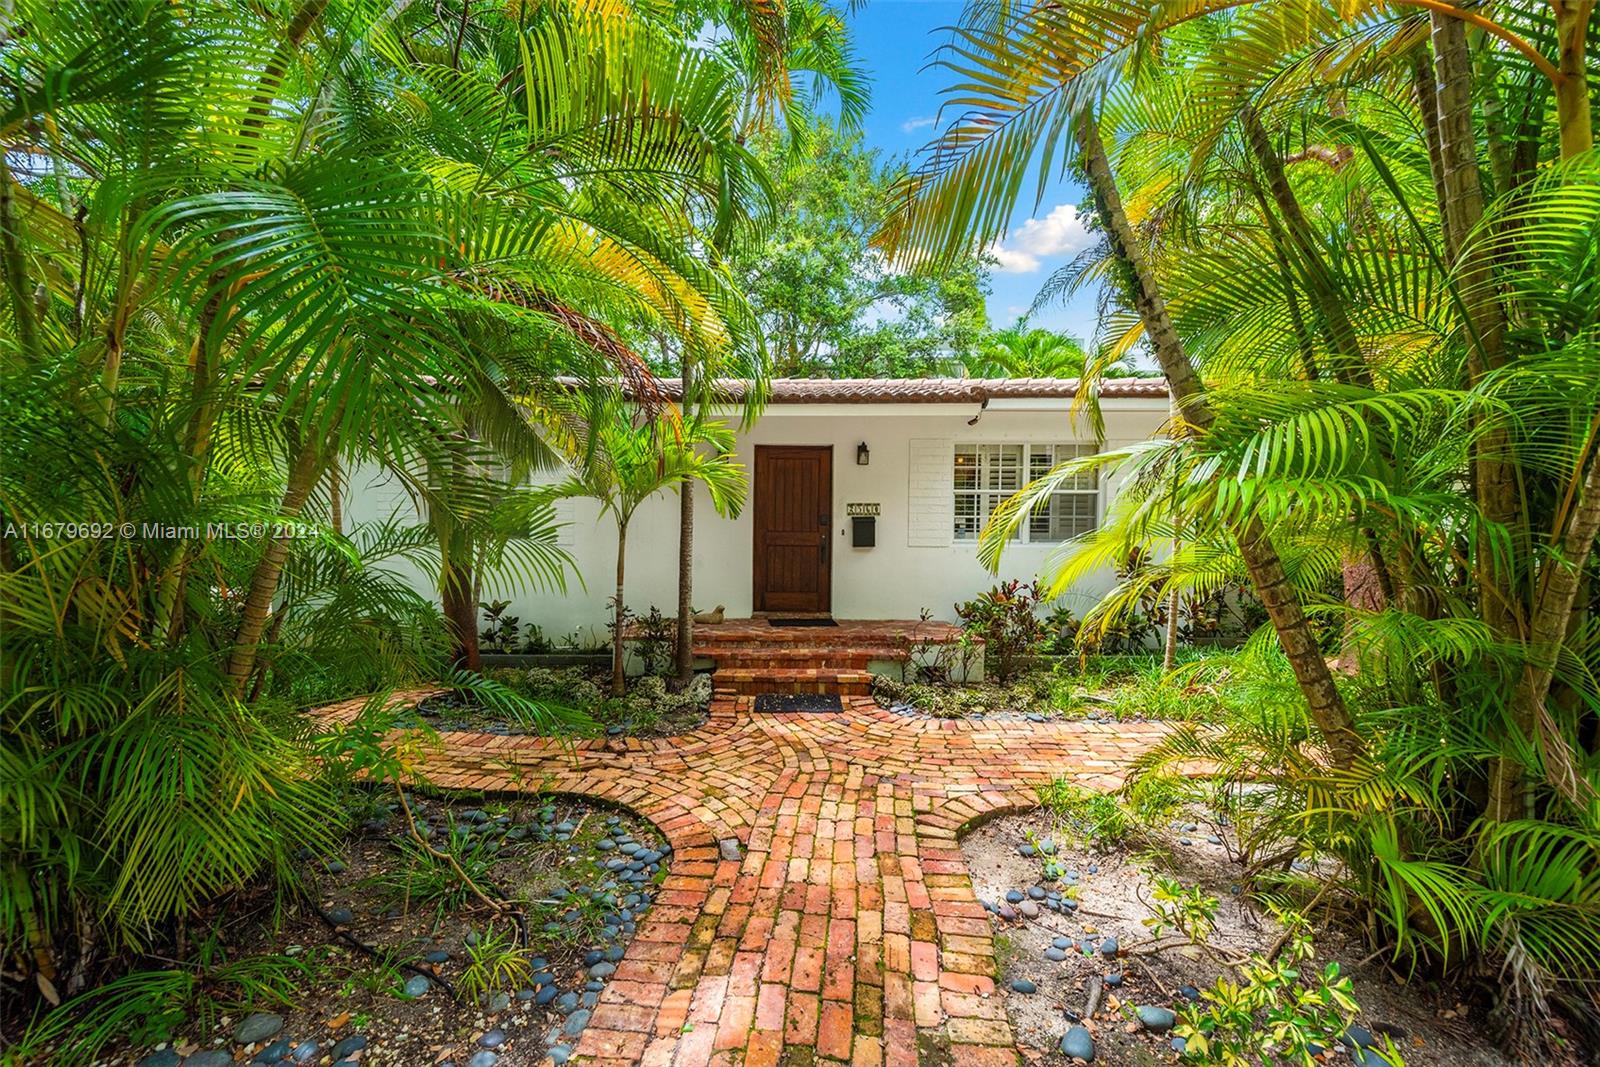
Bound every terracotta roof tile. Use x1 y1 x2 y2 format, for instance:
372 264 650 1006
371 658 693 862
567 377 1168 404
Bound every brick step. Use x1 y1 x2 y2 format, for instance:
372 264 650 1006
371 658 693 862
698 646 907 668
693 633 922 650
712 668 875 697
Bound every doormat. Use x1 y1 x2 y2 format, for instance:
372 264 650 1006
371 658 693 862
754 694 843 714
767 618 839 627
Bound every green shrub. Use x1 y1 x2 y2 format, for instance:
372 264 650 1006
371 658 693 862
1174 916 1404 1065
1036 779 1137 847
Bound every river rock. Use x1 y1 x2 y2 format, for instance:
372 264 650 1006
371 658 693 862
1137 1005 1177 1033
233 1013 284 1045
1060 1024 1095 1061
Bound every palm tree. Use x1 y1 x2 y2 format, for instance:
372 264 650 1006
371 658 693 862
0 0 771 1014
963 320 1090 378
881 0 1600 1037
553 399 747 695
670 0 869 686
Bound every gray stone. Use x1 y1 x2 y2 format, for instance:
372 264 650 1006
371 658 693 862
1343 1026 1377 1049
137 1052 181 1067
486 991 511 1013
186 1052 235 1067
253 1039 292 1063
1004 890 1024 904
1009 978 1037 994
719 838 742 862
535 985 559 1006
1017 844 1036 857
548 1047 572 1065
589 961 616 979
597 839 616 851
1044 947 1068 962
1137 1005 1177 1033
479 1029 506 1049
403 974 431 997
1171 1037 1188 1053
555 991 580 1014
1018 901 1040 919
1103 973 1123 988
562 1009 591 1037
1052 937 1072 949
325 906 354 925
465 1053 497 1067
290 1041 319 1064
330 1035 367 1060
997 904 1018 921
234 1013 285 1045
1060 1024 1095 1061
424 950 450 963
1099 937 1119 959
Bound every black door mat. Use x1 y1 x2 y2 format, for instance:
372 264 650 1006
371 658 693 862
767 618 839 627
754 694 843 713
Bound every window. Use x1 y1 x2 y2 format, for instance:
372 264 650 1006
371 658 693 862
953 443 1098 543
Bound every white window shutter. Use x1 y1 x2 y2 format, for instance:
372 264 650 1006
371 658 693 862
907 438 953 547
552 496 577 550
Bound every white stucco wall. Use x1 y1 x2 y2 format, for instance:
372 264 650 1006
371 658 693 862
343 397 1169 643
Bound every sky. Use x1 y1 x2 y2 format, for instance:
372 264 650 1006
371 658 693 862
842 1 1103 346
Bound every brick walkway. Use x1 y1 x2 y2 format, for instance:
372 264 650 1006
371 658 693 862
318 694 1169 1067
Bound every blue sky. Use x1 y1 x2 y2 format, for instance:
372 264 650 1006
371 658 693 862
842 1 1102 345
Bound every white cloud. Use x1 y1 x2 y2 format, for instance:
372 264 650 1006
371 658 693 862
900 115 938 133
987 203 1093 274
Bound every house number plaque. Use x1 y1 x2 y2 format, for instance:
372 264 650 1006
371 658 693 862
845 502 880 517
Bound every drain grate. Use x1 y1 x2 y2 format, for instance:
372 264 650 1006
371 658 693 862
754 693 843 714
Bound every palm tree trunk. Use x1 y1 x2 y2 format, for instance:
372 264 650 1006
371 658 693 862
329 459 343 536
1491 427 1600 815
675 350 696 687
0 156 40 362
225 437 324 697
1552 2 1595 160
612 517 629 698
442 558 480 671
1162 585 1179 672
1076 110 1364 770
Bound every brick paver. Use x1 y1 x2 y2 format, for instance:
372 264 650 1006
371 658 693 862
317 691 1168 1065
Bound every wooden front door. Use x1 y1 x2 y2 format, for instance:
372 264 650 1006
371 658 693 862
753 446 833 613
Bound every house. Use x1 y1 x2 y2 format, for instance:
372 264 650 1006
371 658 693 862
350 377 1170 645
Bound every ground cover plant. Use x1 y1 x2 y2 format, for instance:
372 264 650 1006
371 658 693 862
414 667 711 739
15 785 673 1066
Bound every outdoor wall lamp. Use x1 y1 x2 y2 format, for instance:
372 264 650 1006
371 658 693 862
857 442 870 466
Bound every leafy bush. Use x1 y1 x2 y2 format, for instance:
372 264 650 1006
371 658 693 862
1174 916 1404 1065
1143 876 1219 945
955 580 1047 683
